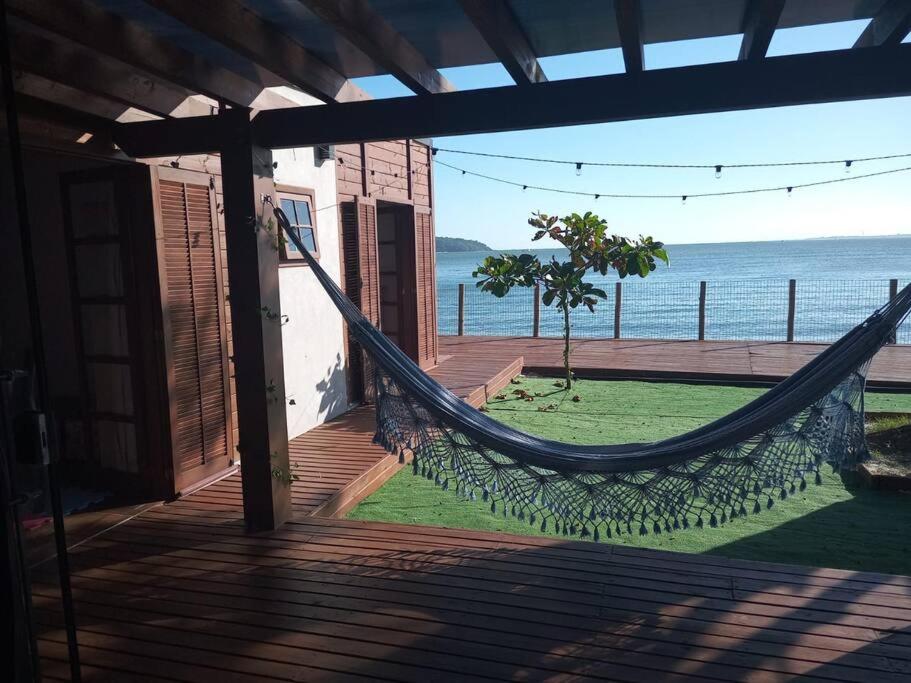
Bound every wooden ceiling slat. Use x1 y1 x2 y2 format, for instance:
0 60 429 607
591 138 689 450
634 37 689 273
143 0 367 104
9 25 214 118
13 71 157 123
614 0 644 74
458 0 546 86
299 0 455 96
7 0 267 108
739 0 786 62
854 0 911 48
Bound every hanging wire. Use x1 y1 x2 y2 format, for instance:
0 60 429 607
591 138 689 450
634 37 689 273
433 160 911 200
431 146 911 170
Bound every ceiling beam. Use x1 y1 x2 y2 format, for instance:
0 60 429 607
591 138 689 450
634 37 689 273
143 0 367 103
9 25 215 118
739 0 785 61
7 0 268 108
614 0 644 73
114 44 911 157
854 0 911 48
458 0 545 85
12 70 158 123
299 0 455 95
12 92 114 135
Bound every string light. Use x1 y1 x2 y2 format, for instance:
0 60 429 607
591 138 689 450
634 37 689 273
787 186 793 197
431 146 911 170
575 162 583 176
845 160 853 174
432 159 911 201
715 165 722 179
681 195 687 205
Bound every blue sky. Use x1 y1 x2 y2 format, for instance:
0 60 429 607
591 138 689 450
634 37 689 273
354 21 911 249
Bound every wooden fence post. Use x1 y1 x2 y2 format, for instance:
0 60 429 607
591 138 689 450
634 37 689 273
698 281 707 341
532 283 540 337
888 278 899 344
614 282 622 339
457 283 465 336
786 279 796 342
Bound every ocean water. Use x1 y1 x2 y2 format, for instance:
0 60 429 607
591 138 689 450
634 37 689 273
436 236 911 343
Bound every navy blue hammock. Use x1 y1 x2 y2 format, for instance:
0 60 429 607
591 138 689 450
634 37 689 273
275 206 911 540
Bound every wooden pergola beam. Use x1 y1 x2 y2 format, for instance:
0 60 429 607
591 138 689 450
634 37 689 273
458 0 546 85
854 0 911 48
9 25 214 118
739 0 786 61
113 44 911 156
614 0 644 73
13 71 156 123
299 0 455 95
143 0 367 103
217 108 291 531
7 0 265 108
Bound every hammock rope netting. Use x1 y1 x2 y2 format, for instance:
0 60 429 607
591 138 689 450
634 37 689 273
275 206 911 540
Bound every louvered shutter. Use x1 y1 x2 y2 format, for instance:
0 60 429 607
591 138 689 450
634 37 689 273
340 199 380 402
414 210 438 368
156 174 233 490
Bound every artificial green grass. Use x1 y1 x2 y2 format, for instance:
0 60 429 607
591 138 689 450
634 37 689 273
348 378 911 574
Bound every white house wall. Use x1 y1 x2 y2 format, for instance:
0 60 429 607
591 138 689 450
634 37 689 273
273 146 350 439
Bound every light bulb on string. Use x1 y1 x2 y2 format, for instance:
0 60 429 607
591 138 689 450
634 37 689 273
681 195 687 205
787 187 793 198
715 165 723 179
575 162 583 177
522 185 527 192
594 194 600 201
845 160 853 174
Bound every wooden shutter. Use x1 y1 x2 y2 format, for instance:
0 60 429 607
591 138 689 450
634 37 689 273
155 171 233 491
340 199 379 402
414 209 438 368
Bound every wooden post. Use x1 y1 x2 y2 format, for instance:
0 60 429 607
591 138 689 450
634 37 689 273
219 108 291 531
786 279 796 342
532 283 540 337
889 278 899 344
614 282 622 339
457 283 465 336
698 281 707 341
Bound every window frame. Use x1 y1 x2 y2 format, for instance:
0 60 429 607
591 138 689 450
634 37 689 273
276 185 320 264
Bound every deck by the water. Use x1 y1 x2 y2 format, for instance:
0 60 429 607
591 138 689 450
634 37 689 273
440 336 911 388
35 489 911 682
34 336 911 681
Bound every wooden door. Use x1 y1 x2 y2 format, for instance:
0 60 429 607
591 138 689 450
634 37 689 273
152 167 234 492
340 198 379 402
414 208 438 368
377 204 419 360
61 167 155 490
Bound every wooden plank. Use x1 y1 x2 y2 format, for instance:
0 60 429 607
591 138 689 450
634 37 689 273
143 0 368 103
247 44 911 149
739 0 786 61
300 0 455 96
854 0 911 48
614 0 644 73
698 280 707 341
9 24 213 118
458 0 547 85
787 279 797 342
7 0 265 108
457 283 465 336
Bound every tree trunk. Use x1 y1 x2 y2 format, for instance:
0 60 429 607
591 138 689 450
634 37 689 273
562 302 572 390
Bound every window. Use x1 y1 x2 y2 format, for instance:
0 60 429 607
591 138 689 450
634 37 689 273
278 190 319 262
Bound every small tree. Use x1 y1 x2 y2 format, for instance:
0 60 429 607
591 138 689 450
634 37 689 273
473 212 668 389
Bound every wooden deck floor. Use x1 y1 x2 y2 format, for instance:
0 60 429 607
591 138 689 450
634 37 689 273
34 492 911 682
440 336 911 388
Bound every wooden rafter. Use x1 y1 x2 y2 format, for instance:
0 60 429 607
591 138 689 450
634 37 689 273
12 92 115 134
739 0 786 61
299 0 455 95
614 0 644 73
143 0 368 103
7 0 268 108
9 24 214 118
458 0 546 85
854 0 911 48
13 71 158 123
114 44 911 157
